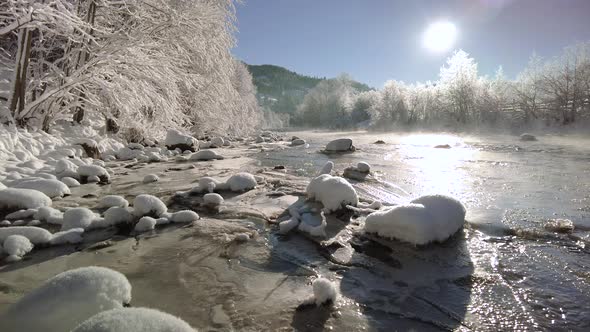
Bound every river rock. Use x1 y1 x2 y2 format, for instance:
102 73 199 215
520 133 537 141
291 139 306 146
324 138 355 152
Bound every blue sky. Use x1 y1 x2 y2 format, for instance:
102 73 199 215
233 0 590 88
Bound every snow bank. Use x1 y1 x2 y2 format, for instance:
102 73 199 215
98 195 129 209
3 234 34 262
306 174 358 213
0 188 52 210
189 150 224 161
72 307 195 332
62 208 98 231
170 210 199 223
143 174 159 183
312 278 338 305
0 266 132 332
14 178 71 198
133 194 167 217
364 195 466 245
0 226 53 245
134 217 156 233
61 177 81 187
226 172 257 192
50 228 84 245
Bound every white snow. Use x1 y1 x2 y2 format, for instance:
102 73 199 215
317 161 334 175
14 178 71 198
170 210 199 223
143 174 159 183
312 278 338 306
164 129 197 148
0 226 53 245
78 164 109 182
306 174 358 213
61 177 81 187
5 208 37 220
71 307 195 332
0 266 132 332
133 194 167 217
203 193 224 207
356 162 371 173
364 195 466 245
0 220 11 226
62 208 98 231
134 216 157 232
98 195 129 209
3 234 34 261
279 217 300 234
191 177 224 193
103 207 135 226
50 228 84 245
0 188 52 210
34 206 64 224
0 182 6 190
189 150 224 161
87 175 100 183
226 172 257 192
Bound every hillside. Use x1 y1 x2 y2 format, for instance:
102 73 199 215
247 64 372 116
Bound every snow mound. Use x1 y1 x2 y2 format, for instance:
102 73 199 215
50 228 84 245
203 193 224 207
3 234 34 261
364 195 466 245
0 188 52 210
133 194 167 217
189 150 224 161
5 208 37 220
62 208 98 231
34 206 64 224
14 178 71 198
72 307 195 332
317 161 334 176
1 220 11 226
306 174 358 213
143 174 159 183
98 195 129 209
61 177 81 187
134 217 156 233
312 278 338 305
103 207 134 226
226 172 257 192
0 226 52 245
170 210 199 223
164 129 198 151
324 138 355 152
78 165 110 183
0 266 132 332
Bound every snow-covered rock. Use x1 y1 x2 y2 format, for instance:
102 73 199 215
87 175 100 183
226 172 257 192
71 307 195 332
133 194 167 217
5 208 37 220
189 150 224 161
164 129 198 152
0 220 11 226
0 266 132 332
317 161 334 176
170 210 199 223
115 147 143 161
61 177 81 187
190 177 224 193
134 216 157 233
0 188 52 210
364 195 466 245
62 208 98 231
50 228 84 245
3 234 34 262
324 138 355 152
312 278 338 306
142 174 159 184
98 195 129 209
210 137 225 148
35 172 57 180
14 178 71 198
291 138 306 146
78 164 110 183
0 226 52 245
356 162 371 173
103 207 134 226
27 220 41 226
34 206 64 224
306 174 358 213
203 193 224 207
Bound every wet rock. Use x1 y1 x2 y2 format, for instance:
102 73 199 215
544 218 574 233
374 140 386 144
291 139 306 146
520 133 537 141
434 144 451 149
324 138 355 152
273 165 286 170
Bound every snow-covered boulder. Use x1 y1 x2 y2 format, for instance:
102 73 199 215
317 161 334 176
520 133 537 141
210 137 225 148
71 307 195 332
3 234 34 262
14 179 71 198
203 193 224 208
62 208 98 231
0 267 132 332
115 147 143 161
165 129 198 152
98 195 129 209
0 188 52 210
226 172 257 192
306 174 358 213
50 228 84 245
34 206 64 224
0 226 52 245
356 162 371 173
103 207 134 226
312 278 338 306
324 138 355 152
189 150 224 161
142 174 159 184
133 194 167 217
35 172 57 180
134 216 157 233
170 210 199 223
61 177 81 188
5 208 37 220
291 138 306 146
78 164 110 184
364 194 466 245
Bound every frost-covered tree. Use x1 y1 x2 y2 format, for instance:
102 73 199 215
439 50 478 124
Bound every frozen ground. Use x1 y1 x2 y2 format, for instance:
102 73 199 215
0 130 589 331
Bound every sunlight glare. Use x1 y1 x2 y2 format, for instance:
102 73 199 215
423 21 458 53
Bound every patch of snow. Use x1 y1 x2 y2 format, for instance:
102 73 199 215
14 178 71 198
102 207 135 227
155 217 171 225
306 174 358 213
0 220 11 226
133 194 167 217
226 172 257 192
143 174 159 183
0 188 52 210
50 228 84 245
34 206 64 224
3 234 34 261
71 307 195 332
61 177 81 187
78 164 109 182
134 217 156 233
62 208 98 231
0 226 52 245
312 278 338 306
170 210 199 223
98 195 129 209
189 150 224 161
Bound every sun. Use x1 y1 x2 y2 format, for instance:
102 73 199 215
423 21 458 53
